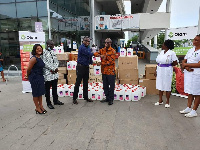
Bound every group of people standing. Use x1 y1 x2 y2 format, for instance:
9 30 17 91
73 37 116 106
27 40 64 114
27 35 200 118
155 35 200 118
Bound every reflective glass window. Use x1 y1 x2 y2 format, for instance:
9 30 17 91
37 1 47 17
0 3 16 19
16 2 37 18
38 17 48 31
16 0 36 2
0 0 15 3
0 19 18 32
18 18 37 31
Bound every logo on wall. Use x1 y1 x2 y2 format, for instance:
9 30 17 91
21 35 38 40
168 32 173 38
21 35 26 40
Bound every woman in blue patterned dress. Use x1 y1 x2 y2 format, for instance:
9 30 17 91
27 44 46 114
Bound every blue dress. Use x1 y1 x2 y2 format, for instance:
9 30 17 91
28 55 45 97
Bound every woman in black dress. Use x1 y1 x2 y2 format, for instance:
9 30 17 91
27 44 46 114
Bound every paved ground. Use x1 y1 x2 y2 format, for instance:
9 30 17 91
0 59 200 150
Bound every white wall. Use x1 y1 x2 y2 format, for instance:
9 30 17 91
139 12 170 29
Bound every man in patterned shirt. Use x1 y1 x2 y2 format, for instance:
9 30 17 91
43 39 64 109
94 38 116 105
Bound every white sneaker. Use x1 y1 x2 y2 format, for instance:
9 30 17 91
155 102 164 106
185 110 197 118
165 104 170 108
180 107 192 114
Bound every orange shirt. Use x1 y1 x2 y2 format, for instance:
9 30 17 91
94 46 116 75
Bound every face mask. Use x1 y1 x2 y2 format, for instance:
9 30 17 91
48 47 51 51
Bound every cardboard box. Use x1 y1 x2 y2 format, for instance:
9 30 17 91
58 79 66 84
69 53 78 61
118 56 138 69
58 73 64 79
68 70 76 75
89 76 96 80
120 79 138 85
57 53 68 60
115 68 118 79
96 78 103 82
90 72 95 76
89 78 96 83
139 79 158 95
89 69 94 74
145 64 157 80
145 73 156 80
58 67 67 74
118 69 138 80
145 64 157 74
89 65 94 69
67 74 76 84
58 60 67 67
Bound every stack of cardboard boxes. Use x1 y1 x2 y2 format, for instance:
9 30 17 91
118 56 139 84
89 57 102 83
67 70 76 84
57 53 68 84
139 64 158 95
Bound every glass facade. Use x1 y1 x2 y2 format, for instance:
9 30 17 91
0 0 90 68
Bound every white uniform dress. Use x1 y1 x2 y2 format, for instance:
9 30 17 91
156 50 178 91
184 47 200 95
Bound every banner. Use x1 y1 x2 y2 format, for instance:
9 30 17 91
58 17 78 31
95 14 140 30
79 16 90 31
110 15 123 29
166 26 198 40
173 47 192 56
95 15 110 30
19 31 45 93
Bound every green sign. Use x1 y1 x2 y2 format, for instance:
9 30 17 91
173 47 192 56
23 45 45 52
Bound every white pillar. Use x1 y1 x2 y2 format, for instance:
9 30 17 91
149 39 151 46
165 0 172 40
154 35 157 49
198 7 200 34
47 0 51 39
90 0 95 46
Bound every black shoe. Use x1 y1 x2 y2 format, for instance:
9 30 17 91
47 104 55 109
108 101 113 105
100 99 108 103
73 100 78 105
35 109 45 114
85 99 93 102
54 100 64 105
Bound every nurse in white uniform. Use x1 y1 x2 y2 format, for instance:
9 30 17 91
180 35 200 117
155 40 178 108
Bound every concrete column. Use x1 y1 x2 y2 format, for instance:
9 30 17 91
47 0 51 39
165 0 172 40
198 7 200 34
90 0 95 46
149 40 151 46
154 35 157 49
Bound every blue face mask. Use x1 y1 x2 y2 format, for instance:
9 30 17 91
48 47 51 51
